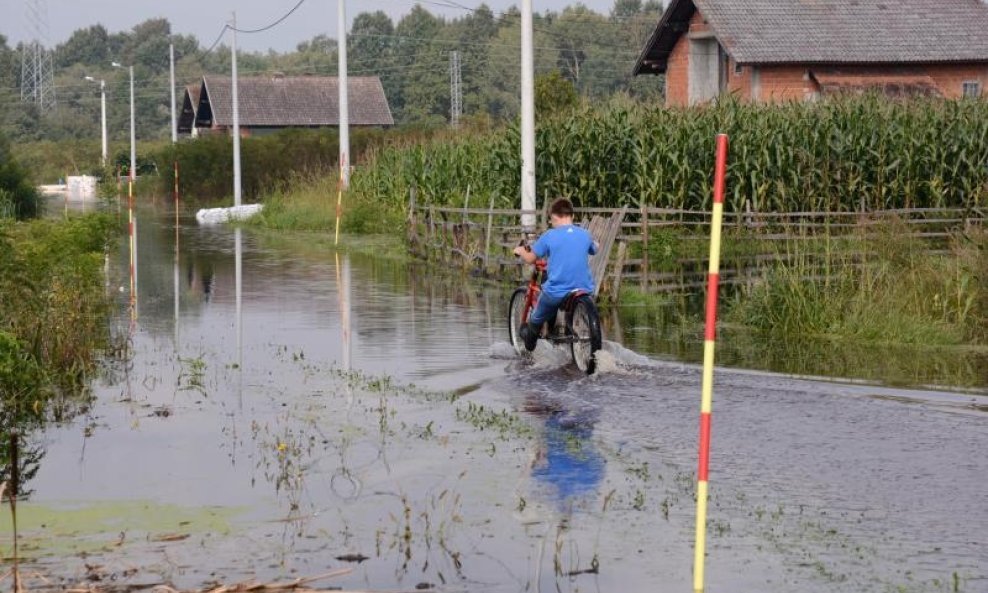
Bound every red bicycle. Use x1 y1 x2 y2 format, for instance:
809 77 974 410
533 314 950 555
508 251 603 374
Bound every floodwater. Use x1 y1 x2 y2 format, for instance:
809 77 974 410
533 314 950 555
4 202 987 593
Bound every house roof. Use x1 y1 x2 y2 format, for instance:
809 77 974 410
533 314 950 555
198 75 394 127
177 84 200 133
634 0 988 74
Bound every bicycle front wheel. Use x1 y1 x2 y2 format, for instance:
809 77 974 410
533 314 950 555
568 295 602 374
508 287 529 355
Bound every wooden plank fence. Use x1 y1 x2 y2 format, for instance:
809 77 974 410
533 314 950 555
406 189 985 300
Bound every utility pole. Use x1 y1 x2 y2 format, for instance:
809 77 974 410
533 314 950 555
231 14 242 207
84 76 107 166
20 0 56 112
520 0 536 230
337 0 350 190
170 43 177 143
450 50 462 128
112 62 136 181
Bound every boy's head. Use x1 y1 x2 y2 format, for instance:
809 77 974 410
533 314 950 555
549 197 574 223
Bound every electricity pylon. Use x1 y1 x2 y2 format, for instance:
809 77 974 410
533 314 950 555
20 0 57 112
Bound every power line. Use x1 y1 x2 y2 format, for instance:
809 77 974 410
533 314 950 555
229 0 309 34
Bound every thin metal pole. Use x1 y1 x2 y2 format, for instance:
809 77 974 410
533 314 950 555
520 0 535 230
231 14 242 207
170 43 177 143
693 133 729 593
337 0 350 190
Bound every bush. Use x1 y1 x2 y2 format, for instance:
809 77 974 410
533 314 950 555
728 222 988 345
247 173 402 234
0 132 41 219
155 127 391 203
0 214 115 389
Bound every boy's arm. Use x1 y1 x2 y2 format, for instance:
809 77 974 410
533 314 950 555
513 245 537 264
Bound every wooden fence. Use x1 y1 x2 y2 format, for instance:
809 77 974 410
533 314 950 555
406 189 986 301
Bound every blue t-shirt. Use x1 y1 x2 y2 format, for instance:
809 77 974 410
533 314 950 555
532 224 596 297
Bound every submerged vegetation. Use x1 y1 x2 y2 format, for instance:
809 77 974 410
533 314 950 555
1 213 116 510
0 214 116 411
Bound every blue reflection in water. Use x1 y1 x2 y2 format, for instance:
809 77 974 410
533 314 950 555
530 409 605 508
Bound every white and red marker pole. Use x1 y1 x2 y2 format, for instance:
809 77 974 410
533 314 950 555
693 133 728 593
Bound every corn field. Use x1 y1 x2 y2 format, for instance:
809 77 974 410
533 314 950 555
351 95 988 213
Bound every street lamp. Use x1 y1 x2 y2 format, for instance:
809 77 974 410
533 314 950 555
111 62 136 181
83 76 107 167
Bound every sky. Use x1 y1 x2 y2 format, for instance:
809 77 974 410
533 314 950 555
1 0 626 53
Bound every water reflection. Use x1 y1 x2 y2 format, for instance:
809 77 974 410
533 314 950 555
523 396 605 511
616 298 988 389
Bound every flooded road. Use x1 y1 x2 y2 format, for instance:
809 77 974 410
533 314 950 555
4 203 987 593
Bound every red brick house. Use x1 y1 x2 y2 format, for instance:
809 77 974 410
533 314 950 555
187 74 394 136
633 0 988 106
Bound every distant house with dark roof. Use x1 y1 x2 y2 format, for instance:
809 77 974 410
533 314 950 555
633 0 988 106
187 74 393 136
177 84 201 137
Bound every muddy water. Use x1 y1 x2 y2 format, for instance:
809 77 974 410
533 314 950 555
5 204 987 593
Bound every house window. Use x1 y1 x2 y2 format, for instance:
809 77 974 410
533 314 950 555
961 81 981 98
734 62 743 75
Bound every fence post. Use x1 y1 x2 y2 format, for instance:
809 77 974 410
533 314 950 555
428 205 435 260
611 239 627 301
484 193 495 274
640 205 649 291
408 187 417 245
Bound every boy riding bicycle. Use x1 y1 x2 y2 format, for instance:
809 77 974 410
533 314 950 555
512 197 599 351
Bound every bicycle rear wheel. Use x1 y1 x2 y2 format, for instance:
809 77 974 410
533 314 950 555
508 287 529 355
568 295 602 374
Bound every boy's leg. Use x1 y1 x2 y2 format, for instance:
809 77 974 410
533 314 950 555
521 293 563 351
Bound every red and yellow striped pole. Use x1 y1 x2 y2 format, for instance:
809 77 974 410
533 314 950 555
693 133 728 593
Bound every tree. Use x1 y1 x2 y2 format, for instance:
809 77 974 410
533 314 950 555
55 25 112 69
350 11 397 112
549 6 609 90
612 0 643 18
0 131 41 219
535 71 579 116
394 6 445 123
448 5 500 119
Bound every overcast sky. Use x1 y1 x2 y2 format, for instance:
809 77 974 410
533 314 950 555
1 0 626 53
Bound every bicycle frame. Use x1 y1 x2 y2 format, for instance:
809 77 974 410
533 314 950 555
519 259 547 326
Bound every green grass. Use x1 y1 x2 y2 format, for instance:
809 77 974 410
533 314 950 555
248 173 403 235
727 225 987 347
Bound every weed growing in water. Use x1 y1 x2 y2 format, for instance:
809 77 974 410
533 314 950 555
455 402 532 439
177 355 208 396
